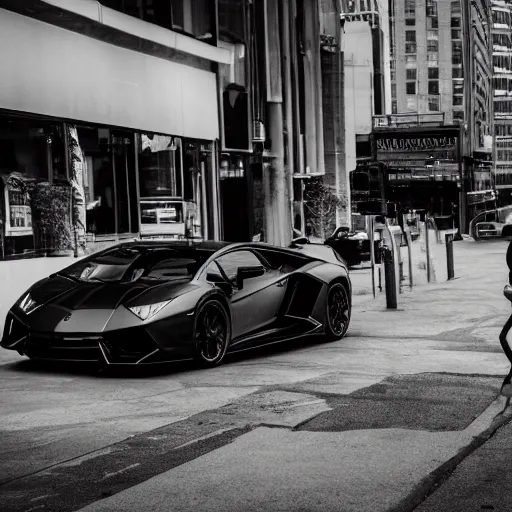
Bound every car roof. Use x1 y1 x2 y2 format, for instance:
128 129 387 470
116 240 341 266
118 240 232 253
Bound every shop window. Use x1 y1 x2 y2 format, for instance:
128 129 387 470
138 134 183 198
0 117 67 241
75 127 116 235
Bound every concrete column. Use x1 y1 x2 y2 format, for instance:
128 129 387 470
320 0 350 228
266 102 290 247
282 0 295 234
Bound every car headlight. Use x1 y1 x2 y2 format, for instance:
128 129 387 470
127 300 171 321
18 293 38 314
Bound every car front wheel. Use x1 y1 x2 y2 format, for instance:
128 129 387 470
193 299 231 368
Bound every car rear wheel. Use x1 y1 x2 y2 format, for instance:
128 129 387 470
325 282 351 341
193 299 231 368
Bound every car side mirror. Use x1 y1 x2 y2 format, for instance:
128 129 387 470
236 265 265 290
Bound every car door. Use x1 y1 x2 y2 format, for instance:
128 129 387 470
206 249 289 340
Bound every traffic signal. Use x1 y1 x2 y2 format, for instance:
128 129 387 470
350 163 388 215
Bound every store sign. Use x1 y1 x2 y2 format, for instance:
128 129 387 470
376 136 457 152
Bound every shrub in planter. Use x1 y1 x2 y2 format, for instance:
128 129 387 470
29 182 73 256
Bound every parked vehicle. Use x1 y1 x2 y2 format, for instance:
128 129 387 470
469 206 512 240
323 227 382 267
1 240 351 368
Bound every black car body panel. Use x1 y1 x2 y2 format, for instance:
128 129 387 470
1 240 351 365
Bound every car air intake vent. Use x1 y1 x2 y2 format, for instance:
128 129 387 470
101 328 158 364
286 278 322 318
2 314 29 348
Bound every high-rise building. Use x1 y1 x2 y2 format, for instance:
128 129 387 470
389 0 465 121
492 0 512 205
341 0 392 116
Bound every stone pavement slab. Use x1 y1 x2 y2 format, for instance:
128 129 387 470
77 420 500 512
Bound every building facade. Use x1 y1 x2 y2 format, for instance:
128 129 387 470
0 0 227 258
492 0 512 206
461 0 495 225
389 0 465 121
385 0 494 231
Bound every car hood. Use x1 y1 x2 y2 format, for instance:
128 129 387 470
16 274 194 332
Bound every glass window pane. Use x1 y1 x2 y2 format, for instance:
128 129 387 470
138 134 182 198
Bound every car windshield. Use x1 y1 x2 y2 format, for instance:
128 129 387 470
59 247 209 283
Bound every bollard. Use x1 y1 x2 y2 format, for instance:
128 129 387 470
446 233 455 280
378 265 382 292
383 246 397 309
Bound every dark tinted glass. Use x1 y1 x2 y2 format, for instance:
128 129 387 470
60 246 207 283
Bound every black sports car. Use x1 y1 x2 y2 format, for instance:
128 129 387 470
1 240 351 368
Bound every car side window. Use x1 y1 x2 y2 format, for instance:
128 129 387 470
207 250 265 282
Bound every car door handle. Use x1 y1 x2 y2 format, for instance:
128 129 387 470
276 280 287 288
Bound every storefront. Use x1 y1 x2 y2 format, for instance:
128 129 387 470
0 8 222 258
373 126 463 224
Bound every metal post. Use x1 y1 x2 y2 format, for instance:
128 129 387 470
378 265 382 292
369 215 376 298
384 246 397 309
425 220 432 283
405 229 413 289
446 232 455 280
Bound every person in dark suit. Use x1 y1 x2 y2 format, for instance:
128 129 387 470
501 224 512 396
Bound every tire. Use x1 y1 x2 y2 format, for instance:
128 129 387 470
193 299 231 368
325 282 351 341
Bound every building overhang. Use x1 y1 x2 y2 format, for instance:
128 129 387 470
0 0 231 67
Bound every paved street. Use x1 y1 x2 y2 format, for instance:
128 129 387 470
1 239 512 511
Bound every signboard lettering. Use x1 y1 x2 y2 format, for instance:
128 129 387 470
376 136 457 152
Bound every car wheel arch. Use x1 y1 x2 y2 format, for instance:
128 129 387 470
196 290 232 325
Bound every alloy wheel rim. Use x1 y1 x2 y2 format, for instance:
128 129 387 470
197 304 227 362
327 284 349 337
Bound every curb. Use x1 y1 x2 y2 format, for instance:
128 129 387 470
388 397 512 512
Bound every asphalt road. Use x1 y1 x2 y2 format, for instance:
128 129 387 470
0 239 511 511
